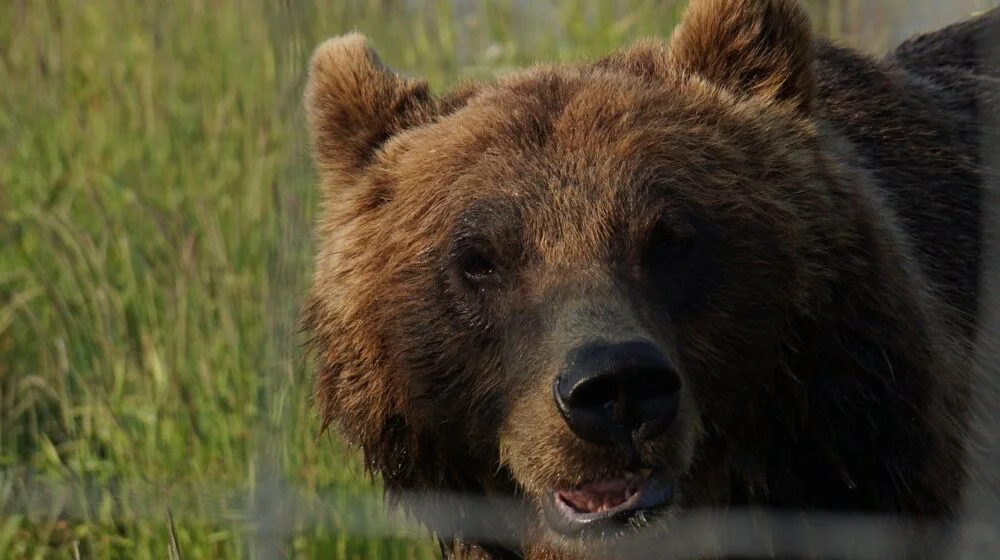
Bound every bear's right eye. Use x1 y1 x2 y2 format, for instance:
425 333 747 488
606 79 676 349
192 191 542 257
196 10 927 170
458 247 500 286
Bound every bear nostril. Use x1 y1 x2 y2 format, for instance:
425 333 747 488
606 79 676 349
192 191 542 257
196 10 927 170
565 376 618 411
554 340 682 446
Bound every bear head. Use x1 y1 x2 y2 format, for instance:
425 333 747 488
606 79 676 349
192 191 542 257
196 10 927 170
301 0 970 557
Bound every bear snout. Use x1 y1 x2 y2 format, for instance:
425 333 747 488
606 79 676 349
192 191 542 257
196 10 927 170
553 340 682 446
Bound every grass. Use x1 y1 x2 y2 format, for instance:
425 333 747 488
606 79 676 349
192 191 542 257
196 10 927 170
0 0 994 558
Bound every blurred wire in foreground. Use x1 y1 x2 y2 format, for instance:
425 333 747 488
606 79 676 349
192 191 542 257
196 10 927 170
4 467 1000 559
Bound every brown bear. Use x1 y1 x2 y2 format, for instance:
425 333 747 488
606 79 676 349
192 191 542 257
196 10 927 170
301 0 994 558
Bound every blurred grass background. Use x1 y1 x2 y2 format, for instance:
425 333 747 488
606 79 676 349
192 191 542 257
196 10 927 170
0 0 996 558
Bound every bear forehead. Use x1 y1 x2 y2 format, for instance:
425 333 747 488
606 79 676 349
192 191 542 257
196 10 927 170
436 67 746 157
384 68 787 194
382 67 808 213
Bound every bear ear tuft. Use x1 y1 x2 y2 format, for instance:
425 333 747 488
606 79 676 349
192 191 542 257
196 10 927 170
668 0 815 113
593 38 673 82
304 33 436 195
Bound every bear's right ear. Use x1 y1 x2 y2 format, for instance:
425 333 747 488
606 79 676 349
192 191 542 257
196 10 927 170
304 34 436 192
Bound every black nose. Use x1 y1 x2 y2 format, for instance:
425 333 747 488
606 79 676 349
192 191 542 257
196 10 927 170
553 340 682 446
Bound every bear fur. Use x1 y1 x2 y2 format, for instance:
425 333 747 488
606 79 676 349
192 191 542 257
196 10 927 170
301 0 995 558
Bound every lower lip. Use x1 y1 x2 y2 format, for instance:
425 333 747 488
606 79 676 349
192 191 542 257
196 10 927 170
543 474 674 538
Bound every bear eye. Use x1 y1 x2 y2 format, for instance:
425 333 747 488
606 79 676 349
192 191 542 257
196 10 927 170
643 219 696 266
458 247 500 285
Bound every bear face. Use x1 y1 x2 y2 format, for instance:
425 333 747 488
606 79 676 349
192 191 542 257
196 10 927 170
302 0 977 557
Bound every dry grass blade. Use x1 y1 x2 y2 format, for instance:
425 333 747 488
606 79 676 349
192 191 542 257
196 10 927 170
167 508 183 560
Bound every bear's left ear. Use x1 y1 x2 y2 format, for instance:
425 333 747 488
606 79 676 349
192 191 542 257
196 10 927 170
668 0 815 113
304 34 437 194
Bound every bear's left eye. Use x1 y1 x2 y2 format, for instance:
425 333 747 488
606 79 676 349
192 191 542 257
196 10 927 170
643 219 696 265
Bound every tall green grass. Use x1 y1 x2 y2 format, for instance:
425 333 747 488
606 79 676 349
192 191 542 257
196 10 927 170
0 0 992 558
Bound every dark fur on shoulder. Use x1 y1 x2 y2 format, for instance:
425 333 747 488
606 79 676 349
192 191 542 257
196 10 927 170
301 1 995 558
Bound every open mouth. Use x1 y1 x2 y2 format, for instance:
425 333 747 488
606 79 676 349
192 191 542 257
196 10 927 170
543 468 674 538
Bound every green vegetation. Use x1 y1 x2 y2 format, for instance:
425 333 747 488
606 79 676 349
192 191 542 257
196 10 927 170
0 0 988 557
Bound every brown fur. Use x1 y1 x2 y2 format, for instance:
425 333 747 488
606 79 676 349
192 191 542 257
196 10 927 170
302 1 993 558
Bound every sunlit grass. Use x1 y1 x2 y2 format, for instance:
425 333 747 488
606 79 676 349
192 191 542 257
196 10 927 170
1 0 993 557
